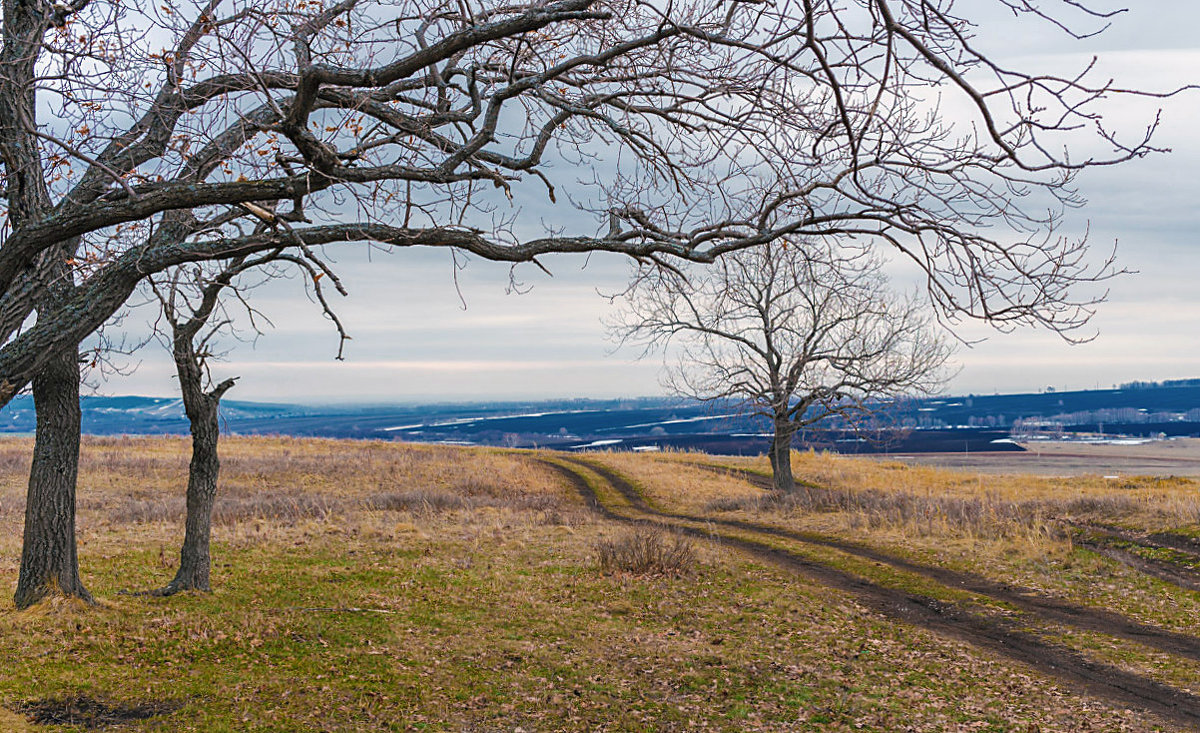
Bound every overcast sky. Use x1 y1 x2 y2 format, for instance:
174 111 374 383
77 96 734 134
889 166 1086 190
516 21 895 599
97 2 1200 404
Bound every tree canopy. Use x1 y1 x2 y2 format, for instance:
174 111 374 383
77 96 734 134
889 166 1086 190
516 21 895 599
0 0 1172 403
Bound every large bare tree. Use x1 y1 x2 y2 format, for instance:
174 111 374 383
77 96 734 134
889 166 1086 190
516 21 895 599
0 0 1177 606
612 244 952 492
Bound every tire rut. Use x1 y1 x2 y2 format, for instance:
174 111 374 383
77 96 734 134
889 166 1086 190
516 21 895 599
1070 522 1200 563
678 460 1200 661
1149 531 1200 557
695 459 1200 594
1073 536 1200 593
1071 522 1200 585
543 455 1200 729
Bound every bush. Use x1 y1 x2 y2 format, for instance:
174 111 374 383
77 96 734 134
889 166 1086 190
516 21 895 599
595 527 695 577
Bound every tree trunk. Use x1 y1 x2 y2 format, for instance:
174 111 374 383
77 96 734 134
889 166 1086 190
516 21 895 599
14 346 91 609
769 420 796 493
161 395 220 594
157 336 234 595
3 0 91 610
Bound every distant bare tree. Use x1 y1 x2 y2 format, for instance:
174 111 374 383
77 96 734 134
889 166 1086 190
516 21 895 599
146 249 345 595
612 244 952 492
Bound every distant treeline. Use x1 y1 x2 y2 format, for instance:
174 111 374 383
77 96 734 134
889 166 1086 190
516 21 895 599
1119 378 1200 390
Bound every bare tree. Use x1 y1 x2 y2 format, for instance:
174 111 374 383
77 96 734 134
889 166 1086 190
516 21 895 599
612 244 952 492
0 0 1179 606
145 249 345 595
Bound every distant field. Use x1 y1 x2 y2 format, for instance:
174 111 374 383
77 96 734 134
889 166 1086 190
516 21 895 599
877 437 1200 477
3 437 1200 729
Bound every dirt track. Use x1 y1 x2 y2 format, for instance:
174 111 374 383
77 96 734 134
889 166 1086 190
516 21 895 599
542 455 1200 729
1069 523 1200 593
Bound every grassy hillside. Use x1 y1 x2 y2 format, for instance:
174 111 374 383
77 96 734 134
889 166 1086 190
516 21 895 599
2 437 1200 730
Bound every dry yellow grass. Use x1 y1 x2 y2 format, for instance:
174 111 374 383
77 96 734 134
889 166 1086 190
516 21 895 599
585 449 763 515
587 448 1200 644
0 435 580 593
598 449 1070 552
0 706 33 732
0 437 1196 730
642 448 1200 529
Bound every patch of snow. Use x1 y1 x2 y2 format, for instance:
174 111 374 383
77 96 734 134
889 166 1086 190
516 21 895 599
612 413 738 430
385 408 603 432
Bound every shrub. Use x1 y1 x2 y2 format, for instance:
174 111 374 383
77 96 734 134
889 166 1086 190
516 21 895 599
595 527 695 577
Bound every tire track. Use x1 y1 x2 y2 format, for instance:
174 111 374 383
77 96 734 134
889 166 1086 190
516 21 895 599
543 455 1200 729
1092 545 1200 593
697 458 1200 592
677 460 1200 659
1070 528 1200 593
709 459 1200 596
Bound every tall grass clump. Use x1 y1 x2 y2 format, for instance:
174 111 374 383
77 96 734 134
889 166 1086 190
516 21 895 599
595 528 696 577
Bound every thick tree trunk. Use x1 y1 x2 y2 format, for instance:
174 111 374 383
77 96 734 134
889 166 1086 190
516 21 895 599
769 420 796 493
157 334 234 595
3 0 92 610
14 346 91 609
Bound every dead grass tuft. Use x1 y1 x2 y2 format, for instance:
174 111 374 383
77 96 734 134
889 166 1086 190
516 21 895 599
361 489 468 514
214 492 340 524
594 527 695 576
107 491 341 526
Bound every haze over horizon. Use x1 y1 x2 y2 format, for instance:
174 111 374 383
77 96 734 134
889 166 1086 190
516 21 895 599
81 3 1200 405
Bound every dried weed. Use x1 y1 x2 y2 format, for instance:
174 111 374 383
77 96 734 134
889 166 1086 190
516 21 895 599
594 527 696 577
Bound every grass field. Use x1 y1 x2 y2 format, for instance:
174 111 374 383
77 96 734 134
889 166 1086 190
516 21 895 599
2 437 1200 730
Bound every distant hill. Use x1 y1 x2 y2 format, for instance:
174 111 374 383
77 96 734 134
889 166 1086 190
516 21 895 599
0 395 312 436
2 380 1200 454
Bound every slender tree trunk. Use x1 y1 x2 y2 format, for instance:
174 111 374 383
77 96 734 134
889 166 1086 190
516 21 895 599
157 334 234 595
162 394 219 594
14 346 91 609
770 419 796 493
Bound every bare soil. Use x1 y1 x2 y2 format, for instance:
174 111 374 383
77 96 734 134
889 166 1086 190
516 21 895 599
15 696 179 729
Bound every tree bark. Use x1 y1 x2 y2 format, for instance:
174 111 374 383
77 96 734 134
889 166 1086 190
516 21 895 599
162 396 219 594
769 419 796 493
156 332 234 595
3 0 93 610
14 346 91 609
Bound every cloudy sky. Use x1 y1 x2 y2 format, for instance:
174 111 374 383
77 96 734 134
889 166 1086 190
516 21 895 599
99 2 1200 404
